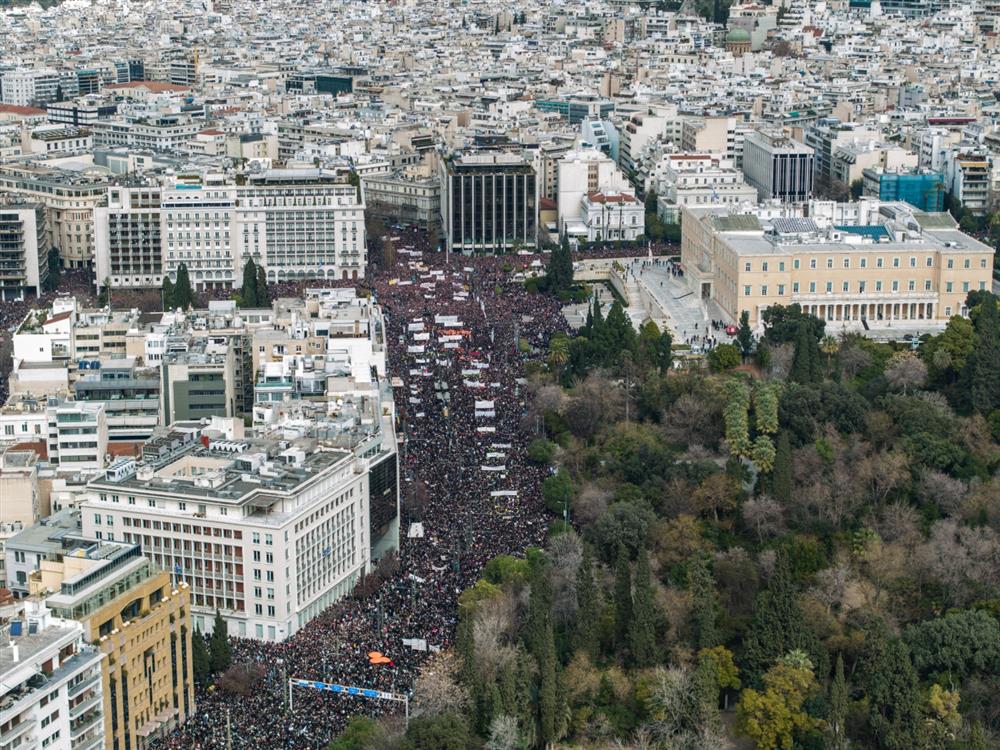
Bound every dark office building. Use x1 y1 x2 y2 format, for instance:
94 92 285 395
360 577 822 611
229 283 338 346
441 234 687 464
440 152 538 253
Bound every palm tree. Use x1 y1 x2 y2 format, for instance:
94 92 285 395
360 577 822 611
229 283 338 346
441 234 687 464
548 333 570 379
819 335 840 371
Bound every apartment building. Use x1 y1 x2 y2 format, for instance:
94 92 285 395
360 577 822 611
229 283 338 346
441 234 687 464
440 152 538 253
94 186 164 289
0 203 50 301
81 426 398 641
236 169 366 283
25 127 94 157
159 343 236 424
90 117 203 154
804 119 878 183
649 154 758 223
0 69 60 107
680 116 749 167
742 131 815 203
557 148 632 237
0 165 108 269
680 200 995 328
35 541 194 750
74 361 161 443
363 170 440 230
46 400 109 472
0 600 106 750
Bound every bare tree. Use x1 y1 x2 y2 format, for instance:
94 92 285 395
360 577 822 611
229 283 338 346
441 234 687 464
742 495 785 543
565 373 625 441
574 482 612 526
411 650 471 717
884 351 927 394
839 344 872 380
918 470 968 517
217 663 266 696
486 715 524 750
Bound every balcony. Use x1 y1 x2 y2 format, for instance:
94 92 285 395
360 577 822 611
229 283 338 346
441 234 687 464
70 709 103 740
69 689 103 719
67 671 101 698
0 717 36 748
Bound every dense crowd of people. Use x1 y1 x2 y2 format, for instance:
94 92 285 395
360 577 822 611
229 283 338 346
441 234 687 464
151 233 571 749
0 269 95 408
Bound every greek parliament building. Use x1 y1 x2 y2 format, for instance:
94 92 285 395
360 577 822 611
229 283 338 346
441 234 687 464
439 152 539 253
680 199 995 328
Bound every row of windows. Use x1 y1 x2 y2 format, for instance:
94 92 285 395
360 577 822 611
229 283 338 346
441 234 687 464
745 256 988 272
743 279 987 296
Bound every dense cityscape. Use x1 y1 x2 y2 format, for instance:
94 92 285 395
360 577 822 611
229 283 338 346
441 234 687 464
1 0 1000 748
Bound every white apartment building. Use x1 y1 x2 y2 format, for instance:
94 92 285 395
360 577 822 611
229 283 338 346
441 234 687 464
90 117 203 154
0 601 106 750
94 186 164 289
47 400 109 472
649 154 758 222
236 170 366 283
107 169 368 292
25 127 93 157
81 425 396 641
557 148 631 236
1 69 60 107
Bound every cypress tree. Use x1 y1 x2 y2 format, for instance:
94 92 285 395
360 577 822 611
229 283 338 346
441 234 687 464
161 276 174 310
537 623 559 745
736 310 754 359
859 621 923 750
191 628 210 683
574 548 599 659
789 322 819 383
613 547 632 655
525 557 552 661
240 258 258 307
828 653 848 750
741 553 828 686
967 293 1000 414
688 555 721 650
772 430 793 506
255 264 271 308
628 550 658 667
547 237 574 295
173 263 194 310
209 610 231 674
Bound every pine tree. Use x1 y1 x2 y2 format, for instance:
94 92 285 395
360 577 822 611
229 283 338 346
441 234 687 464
173 263 194 310
209 610 231 674
628 550 658 667
240 258 258 307
967 293 1000 414
859 621 923 750
161 276 174 310
574 548 599 659
255 264 271 308
772 431 793 506
192 628 210 683
613 547 632 655
688 555 721 650
828 653 848 750
741 553 828 687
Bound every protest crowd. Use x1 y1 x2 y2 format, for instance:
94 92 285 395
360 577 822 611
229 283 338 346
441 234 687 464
151 232 571 749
